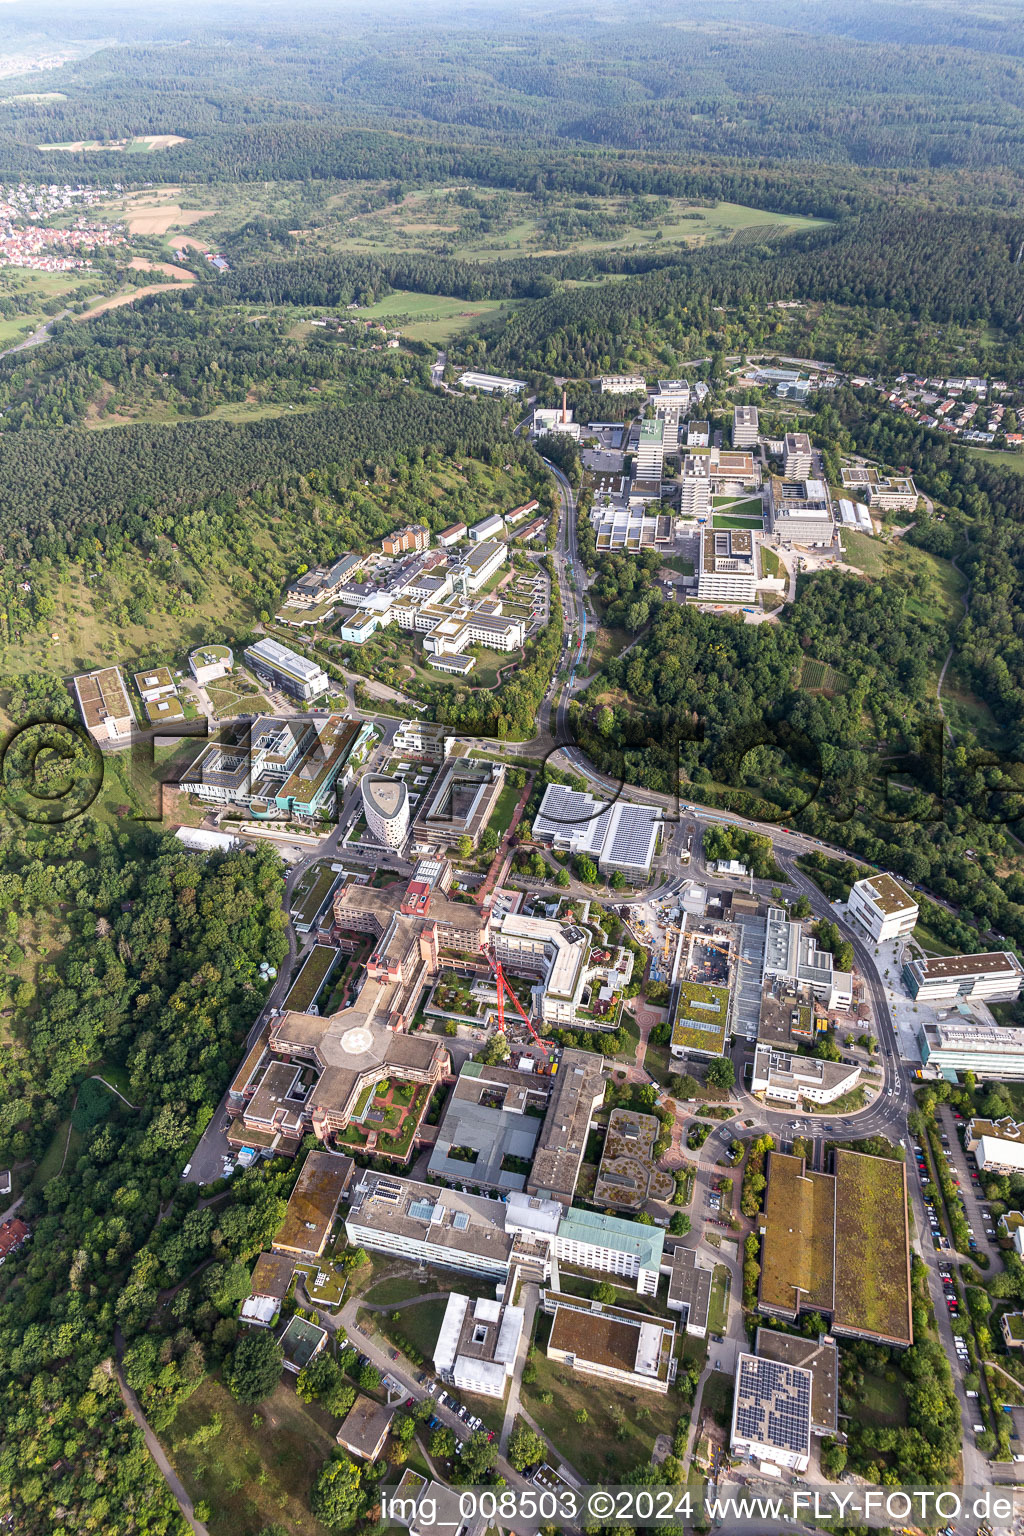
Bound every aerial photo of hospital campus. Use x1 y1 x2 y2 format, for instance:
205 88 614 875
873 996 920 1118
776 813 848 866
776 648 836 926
2 0 1024 1533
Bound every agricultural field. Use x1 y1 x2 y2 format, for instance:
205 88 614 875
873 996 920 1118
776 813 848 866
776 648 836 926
326 184 831 263
350 289 517 344
797 657 849 696
0 265 108 347
37 134 188 152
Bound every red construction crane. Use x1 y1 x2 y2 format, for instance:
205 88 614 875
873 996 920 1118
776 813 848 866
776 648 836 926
489 952 549 1059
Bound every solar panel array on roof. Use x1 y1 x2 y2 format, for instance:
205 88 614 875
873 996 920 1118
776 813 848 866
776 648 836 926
372 1178 403 1204
734 1357 811 1456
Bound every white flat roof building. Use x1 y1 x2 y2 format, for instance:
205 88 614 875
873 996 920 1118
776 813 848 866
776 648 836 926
244 637 329 701
433 1293 524 1398
920 1020 1024 1080
600 375 646 395
458 371 525 395
848 873 918 942
751 1043 860 1105
731 1353 812 1472
361 774 410 849
733 405 759 448
902 950 1023 1004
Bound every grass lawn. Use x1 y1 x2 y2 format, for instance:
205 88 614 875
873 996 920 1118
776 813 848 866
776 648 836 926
348 289 513 344
712 514 764 530
708 1264 730 1335
967 447 1024 475
376 1297 449 1360
856 1371 908 1427
699 1370 736 1431
760 545 781 578
486 780 523 841
521 1346 681 1481
163 1375 338 1536
588 626 632 670
712 496 763 516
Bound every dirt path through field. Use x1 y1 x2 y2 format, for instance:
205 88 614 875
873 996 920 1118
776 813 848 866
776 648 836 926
76 280 196 320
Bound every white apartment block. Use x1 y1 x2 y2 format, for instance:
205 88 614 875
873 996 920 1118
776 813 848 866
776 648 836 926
848 873 918 942
634 417 665 478
434 1294 524 1398
680 477 712 517
733 405 759 448
783 432 813 478
600 375 646 395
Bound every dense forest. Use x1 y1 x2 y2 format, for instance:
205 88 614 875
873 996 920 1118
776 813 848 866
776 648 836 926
6 4 1024 179
0 672 293 1532
0 389 510 559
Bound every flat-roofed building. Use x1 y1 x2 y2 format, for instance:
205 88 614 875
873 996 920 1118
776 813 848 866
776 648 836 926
434 1292 524 1398
553 1208 664 1296
345 1171 516 1278
680 474 712 518
532 783 662 882
758 1149 912 1348
543 1290 676 1393
783 432 813 478
841 465 919 512
72 666 133 743
650 379 693 409
754 1328 838 1436
526 1048 607 1206
919 1020 1024 1079
903 950 1024 1004
730 1353 812 1472
449 538 507 596
240 1251 295 1328
458 371 525 396
687 419 710 447
412 758 505 851
667 1248 712 1336
244 637 329 701
697 528 758 603
492 912 591 1028
427 1060 549 1192
763 906 852 1009
133 665 176 703
601 375 646 395
848 873 918 942
751 1043 860 1105
634 417 665 479
767 478 835 546
189 644 233 685
280 1314 328 1373
337 1395 395 1461
272 1151 355 1261
733 404 760 448
971 1124 1024 1175
361 774 410 850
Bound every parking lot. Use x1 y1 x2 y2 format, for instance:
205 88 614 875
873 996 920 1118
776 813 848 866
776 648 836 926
939 1104 1002 1259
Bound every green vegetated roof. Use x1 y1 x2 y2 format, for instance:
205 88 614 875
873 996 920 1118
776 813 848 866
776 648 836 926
833 1150 912 1346
284 944 338 1012
759 1152 835 1316
670 981 730 1055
